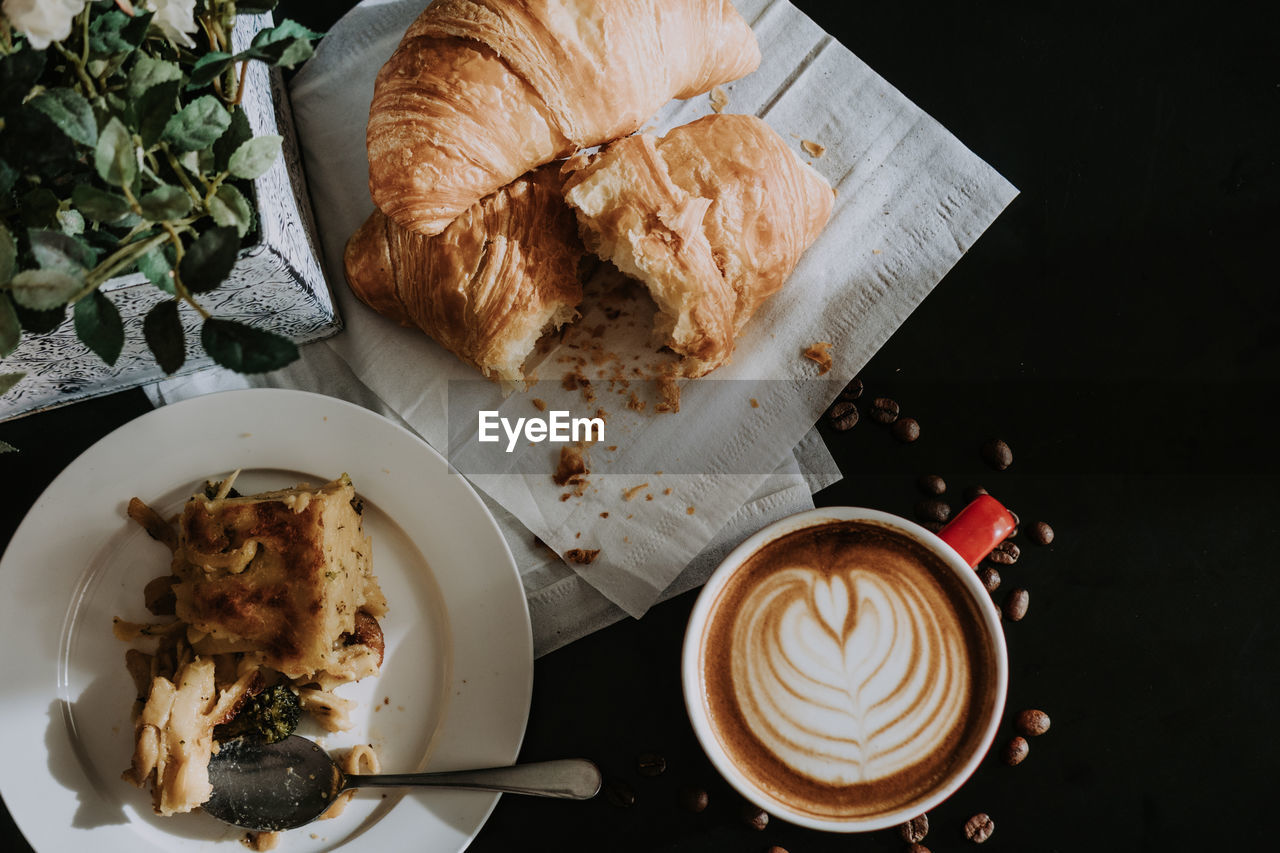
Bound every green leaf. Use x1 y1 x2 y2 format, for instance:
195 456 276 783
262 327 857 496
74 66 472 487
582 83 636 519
128 54 182 100
136 79 182 147
8 270 82 311
0 224 15 284
209 184 253 238
90 9 154 54
73 290 125 366
188 52 233 90
29 230 97 276
14 302 66 334
213 107 253 172
228 135 282 180
241 20 321 69
139 185 193 221
143 299 185 374
127 57 183 147
179 226 239 293
20 189 59 229
57 208 85 236
0 294 20 358
162 95 232 153
72 185 133 223
137 245 176 294
0 372 23 397
29 88 98 148
95 117 138 187
201 317 298 374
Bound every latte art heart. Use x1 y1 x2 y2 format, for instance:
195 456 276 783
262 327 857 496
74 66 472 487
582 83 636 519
732 566 968 786
700 521 998 821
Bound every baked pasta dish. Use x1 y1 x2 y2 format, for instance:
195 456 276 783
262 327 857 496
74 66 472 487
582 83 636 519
117 473 387 817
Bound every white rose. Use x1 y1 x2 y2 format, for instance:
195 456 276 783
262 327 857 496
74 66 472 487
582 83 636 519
2 0 89 51
146 0 199 48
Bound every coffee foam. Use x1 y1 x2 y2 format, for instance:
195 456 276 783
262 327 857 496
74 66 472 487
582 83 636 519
701 521 998 820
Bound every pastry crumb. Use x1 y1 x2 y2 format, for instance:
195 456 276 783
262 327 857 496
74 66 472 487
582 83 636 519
627 391 646 412
242 832 280 851
801 139 826 158
803 341 834 375
687 506 696 515
750 398 759 408
710 86 729 113
565 548 600 565
552 446 589 490
531 398 547 412
600 512 609 518
655 366 681 413
622 483 650 502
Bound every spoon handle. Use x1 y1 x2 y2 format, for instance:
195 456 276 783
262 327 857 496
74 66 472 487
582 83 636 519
347 759 602 800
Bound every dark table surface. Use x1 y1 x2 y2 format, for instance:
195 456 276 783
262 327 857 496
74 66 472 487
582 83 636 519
3 0 1277 850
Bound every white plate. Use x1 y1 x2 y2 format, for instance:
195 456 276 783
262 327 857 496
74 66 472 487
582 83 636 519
0 389 532 852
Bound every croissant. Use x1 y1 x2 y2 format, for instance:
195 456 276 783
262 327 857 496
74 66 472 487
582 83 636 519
367 0 761 236
561 113 835 376
344 165 584 384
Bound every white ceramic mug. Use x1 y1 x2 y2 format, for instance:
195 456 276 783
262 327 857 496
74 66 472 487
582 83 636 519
682 497 1015 832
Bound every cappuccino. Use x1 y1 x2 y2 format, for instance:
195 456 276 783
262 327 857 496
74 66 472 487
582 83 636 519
697 519 1000 821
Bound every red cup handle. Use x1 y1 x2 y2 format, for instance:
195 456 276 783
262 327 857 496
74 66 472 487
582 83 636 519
937 495 1017 568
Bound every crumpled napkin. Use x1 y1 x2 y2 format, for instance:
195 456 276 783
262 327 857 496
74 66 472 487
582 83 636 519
150 0 1015 634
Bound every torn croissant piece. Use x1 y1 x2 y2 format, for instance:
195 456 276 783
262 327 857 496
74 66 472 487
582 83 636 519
345 165 584 385
368 0 761 235
562 113 836 376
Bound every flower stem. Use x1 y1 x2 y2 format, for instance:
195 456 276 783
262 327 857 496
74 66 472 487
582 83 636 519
163 222 211 320
52 42 99 99
159 143 205 206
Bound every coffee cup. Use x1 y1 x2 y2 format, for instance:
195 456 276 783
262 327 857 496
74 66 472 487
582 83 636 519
682 496 1015 832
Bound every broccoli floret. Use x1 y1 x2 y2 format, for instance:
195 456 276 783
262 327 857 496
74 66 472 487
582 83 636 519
215 684 301 744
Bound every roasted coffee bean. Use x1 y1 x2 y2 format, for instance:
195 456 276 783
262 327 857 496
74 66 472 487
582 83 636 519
828 401 859 431
1003 735 1029 765
907 846 932 853
604 778 636 808
964 485 990 503
918 474 947 495
677 785 708 813
1016 708 1051 736
1004 588 1030 622
964 813 994 843
989 540 1020 565
900 813 930 843
764 847 790 853
1031 520 1055 545
979 565 1001 592
892 417 921 443
916 499 951 524
636 752 666 777
741 803 770 831
870 396 901 424
981 439 1013 470
839 377 865 401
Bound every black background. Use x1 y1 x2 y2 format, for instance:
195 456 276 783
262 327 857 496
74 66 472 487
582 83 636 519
3 0 1278 850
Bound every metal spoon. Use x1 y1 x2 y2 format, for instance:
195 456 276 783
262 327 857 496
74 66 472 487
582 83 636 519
204 735 602 831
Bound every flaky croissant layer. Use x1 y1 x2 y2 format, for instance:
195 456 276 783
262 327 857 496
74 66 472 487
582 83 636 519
368 0 761 236
563 113 836 376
